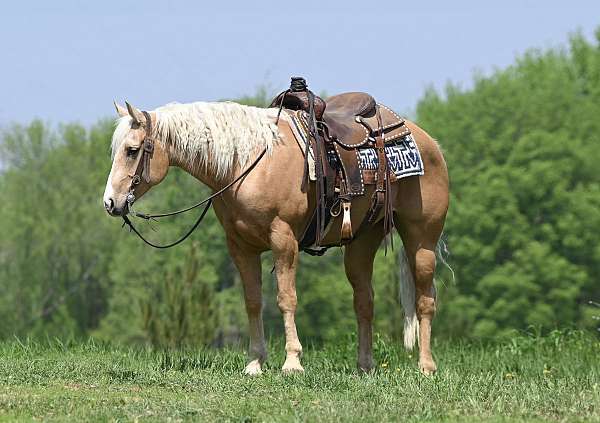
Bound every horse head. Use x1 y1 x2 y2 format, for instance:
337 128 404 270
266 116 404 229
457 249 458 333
103 102 170 216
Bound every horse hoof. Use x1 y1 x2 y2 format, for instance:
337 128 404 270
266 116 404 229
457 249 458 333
419 359 437 376
243 360 263 376
357 360 375 373
282 357 304 374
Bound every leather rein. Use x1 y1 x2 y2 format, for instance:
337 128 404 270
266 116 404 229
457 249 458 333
121 110 267 249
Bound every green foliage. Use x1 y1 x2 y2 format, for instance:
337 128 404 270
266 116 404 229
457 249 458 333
0 120 120 339
1 30 600 348
140 243 218 347
417 31 600 338
0 332 598 421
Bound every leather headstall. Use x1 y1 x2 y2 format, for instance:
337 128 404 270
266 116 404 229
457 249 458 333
126 110 154 207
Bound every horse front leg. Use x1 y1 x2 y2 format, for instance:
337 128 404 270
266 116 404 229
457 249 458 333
270 223 304 373
227 237 266 375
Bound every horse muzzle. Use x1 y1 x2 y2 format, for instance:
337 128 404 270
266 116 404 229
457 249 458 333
103 196 129 217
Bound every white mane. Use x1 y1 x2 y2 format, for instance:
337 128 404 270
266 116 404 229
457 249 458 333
111 101 282 179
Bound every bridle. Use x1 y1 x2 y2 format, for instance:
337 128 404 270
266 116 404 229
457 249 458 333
120 110 267 249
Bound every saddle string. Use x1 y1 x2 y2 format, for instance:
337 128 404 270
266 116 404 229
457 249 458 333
275 89 290 126
308 90 319 242
376 104 395 253
308 89 328 246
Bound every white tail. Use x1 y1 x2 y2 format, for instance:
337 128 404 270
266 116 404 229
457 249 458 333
399 248 419 350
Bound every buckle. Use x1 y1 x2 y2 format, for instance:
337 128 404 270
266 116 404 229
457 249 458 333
143 139 154 154
132 175 141 185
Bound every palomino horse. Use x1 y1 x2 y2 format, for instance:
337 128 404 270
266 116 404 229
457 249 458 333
103 100 448 375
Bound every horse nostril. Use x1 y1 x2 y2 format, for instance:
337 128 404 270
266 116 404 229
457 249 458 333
104 198 114 212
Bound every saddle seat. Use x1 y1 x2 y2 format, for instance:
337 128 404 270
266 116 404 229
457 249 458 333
323 92 409 148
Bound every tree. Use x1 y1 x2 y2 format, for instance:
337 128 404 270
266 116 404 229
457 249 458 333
417 30 600 338
0 120 120 338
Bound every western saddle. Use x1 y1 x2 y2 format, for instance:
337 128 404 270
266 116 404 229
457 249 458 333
270 77 411 255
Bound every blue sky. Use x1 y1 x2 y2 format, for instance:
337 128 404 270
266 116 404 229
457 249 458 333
0 1 597 126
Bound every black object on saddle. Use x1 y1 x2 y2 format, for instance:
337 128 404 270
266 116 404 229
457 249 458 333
271 77 327 120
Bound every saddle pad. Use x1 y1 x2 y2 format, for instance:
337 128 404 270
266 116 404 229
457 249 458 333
357 134 424 178
287 110 317 180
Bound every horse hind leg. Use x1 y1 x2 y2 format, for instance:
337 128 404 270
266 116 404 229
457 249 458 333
414 247 437 374
397 218 441 375
344 222 385 372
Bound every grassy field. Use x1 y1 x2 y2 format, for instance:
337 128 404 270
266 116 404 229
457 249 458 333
0 331 598 422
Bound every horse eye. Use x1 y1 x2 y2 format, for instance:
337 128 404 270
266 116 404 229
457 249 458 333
126 147 139 158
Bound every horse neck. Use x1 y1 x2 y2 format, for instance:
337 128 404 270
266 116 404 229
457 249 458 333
158 108 270 193
166 144 232 193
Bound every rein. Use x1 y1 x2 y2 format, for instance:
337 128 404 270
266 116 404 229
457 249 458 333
121 110 268 249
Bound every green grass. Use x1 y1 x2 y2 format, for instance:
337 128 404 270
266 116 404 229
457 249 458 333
0 331 598 422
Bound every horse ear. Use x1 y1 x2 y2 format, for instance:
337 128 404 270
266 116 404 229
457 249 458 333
125 101 145 125
114 101 128 117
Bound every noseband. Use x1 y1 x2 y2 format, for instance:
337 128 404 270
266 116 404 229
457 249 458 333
120 110 267 249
